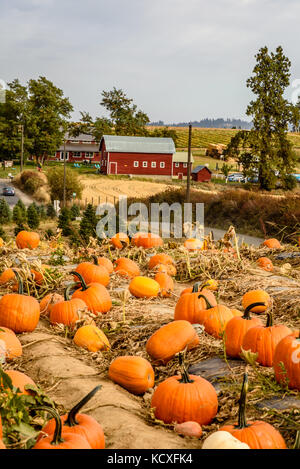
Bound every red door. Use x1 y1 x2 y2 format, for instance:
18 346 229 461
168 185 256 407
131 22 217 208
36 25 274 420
178 173 183 180
109 162 117 174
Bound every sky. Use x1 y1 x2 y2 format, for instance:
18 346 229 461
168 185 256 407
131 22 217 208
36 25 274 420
1 0 300 123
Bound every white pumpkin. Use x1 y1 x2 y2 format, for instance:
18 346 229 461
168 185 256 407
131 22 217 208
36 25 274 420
202 431 250 449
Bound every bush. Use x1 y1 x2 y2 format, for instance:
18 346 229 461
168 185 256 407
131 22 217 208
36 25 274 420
27 203 40 229
0 226 7 241
47 203 57 218
281 174 298 191
70 204 80 220
79 204 98 242
47 167 83 202
14 223 26 236
13 200 27 225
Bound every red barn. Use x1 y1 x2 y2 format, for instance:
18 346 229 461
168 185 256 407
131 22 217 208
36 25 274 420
191 165 212 182
99 135 175 178
173 152 194 179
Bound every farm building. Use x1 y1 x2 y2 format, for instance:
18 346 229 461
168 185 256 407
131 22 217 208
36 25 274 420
49 133 101 163
173 152 194 179
99 135 176 178
191 165 212 182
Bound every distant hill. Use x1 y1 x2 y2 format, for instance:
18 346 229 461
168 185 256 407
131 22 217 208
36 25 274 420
148 118 253 130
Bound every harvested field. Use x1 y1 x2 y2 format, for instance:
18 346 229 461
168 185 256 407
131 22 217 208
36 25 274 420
0 229 299 450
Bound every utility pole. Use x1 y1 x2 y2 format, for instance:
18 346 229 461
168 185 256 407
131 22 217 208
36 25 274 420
186 123 192 203
63 139 67 208
19 124 24 173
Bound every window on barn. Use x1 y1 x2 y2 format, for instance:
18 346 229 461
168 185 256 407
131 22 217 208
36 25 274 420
85 152 93 158
175 162 179 167
160 162 165 168
73 151 81 158
151 162 156 168
143 161 148 168
183 163 187 168
134 161 139 167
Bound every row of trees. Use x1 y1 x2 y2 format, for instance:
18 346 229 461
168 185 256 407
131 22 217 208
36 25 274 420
0 81 177 164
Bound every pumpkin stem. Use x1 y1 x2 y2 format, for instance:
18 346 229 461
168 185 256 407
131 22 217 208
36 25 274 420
236 373 249 429
178 352 194 384
65 385 102 427
192 282 201 293
64 283 78 301
12 269 23 295
33 406 64 445
197 293 213 309
243 302 266 320
70 271 88 291
266 312 273 327
92 255 99 266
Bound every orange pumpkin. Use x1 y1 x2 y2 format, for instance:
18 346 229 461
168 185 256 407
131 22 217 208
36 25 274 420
148 254 174 271
39 293 64 316
96 257 114 275
257 257 273 272
273 331 300 390
71 272 112 315
133 232 163 249
114 257 140 279
37 387 105 449
31 264 50 285
153 263 177 276
0 238 4 248
2 370 36 395
129 276 160 298
220 373 287 449
108 356 155 395
74 325 110 352
151 355 218 425
242 290 271 314
0 268 17 287
110 232 130 249
50 285 87 327
0 326 22 359
33 406 91 450
174 421 203 438
146 320 199 364
224 303 264 358
195 295 234 339
74 258 110 287
262 238 281 249
154 272 174 297
16 231 40 249
174 282 217 324
0 270 40 333
242 312 292 367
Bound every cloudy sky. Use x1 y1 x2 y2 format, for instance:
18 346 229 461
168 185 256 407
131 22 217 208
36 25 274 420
1 0 300 123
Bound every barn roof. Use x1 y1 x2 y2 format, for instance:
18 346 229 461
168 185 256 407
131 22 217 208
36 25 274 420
173 152 194 163
192 165 212 174
100 135 175 154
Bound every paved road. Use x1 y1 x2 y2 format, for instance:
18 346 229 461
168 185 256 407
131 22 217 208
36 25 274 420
0 179 33 207
204 226 264 247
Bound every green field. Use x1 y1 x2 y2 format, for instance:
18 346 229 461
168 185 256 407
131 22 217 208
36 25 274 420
162 127 300 149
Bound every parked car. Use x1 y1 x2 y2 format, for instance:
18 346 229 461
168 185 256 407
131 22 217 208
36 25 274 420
2 187 15 196
290 173 300 182
227 173 246 183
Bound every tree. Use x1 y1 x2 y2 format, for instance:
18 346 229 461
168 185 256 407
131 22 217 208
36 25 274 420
46 203 57 218
221 163 233 182
0 79 30 161
58 207 72 236
101 88 150 136
225 46 300 191
0 199 11 224
149 127 178 146
27 203 40 229
47 166 83 202
13 203 26 225
70 204 80 220
27 76 73 163
79 204 98 242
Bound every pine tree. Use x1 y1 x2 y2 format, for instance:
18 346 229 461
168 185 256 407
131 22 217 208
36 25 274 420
46 203 57 218
14 200 27 219
37 205 47 220
27 203 40 229
12 205 24 225
0 199 12 224
58 207 72 236
79 204 98 242
70 204 80 221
